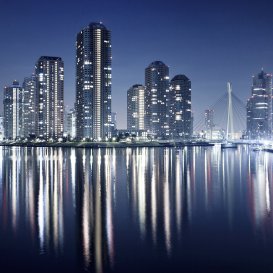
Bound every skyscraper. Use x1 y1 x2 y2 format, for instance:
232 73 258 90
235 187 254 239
3 80 22 140
76 22 112 141
0 116 4 141
205 109 214 131
145 61 170 137
127 84 145 130
35 56 64 140
22 75 36 138
67 108 76 139
169 75 192 138
247 70 272 139
111 112 117 131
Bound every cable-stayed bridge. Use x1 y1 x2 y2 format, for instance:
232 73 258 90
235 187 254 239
193 83 246 140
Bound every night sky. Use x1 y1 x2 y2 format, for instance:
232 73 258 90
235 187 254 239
1 0 273 128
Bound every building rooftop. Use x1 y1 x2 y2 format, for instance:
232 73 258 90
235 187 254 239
38 56 63 61
171 74 190 82
88 22 107 30
148 61 167 67
132 84 144 88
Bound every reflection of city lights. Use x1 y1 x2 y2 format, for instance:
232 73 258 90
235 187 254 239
175 153 182 235
3 144 273 272
163 149 171 255
137 148 146 238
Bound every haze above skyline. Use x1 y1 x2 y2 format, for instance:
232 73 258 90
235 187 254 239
1 0 273 128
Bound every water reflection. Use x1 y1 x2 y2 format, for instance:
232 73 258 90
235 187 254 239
0 146 273 272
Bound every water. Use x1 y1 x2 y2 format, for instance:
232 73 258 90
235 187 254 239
0 145 273 273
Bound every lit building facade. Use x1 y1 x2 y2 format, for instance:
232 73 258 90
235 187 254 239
169 75 192 138
111 112 117 131
22 75 36 138
204 109 214 139
35 56 64 140
205 109 214 131
145 61 170 138
67 108 76 139
247 70 272 139
76 22 112 140
127 84 145 130
3 81 23 140
0 116 3 141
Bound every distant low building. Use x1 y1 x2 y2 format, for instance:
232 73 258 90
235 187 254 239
114 129 148 141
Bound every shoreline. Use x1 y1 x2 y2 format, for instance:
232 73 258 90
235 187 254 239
0 141 215 149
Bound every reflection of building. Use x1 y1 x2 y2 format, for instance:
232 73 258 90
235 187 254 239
35 56 64 140
169 75 192 138
75 22 112 140
247 152 273 234
127 84 145 130
126 148 191 255
22 75 36 138
75 149 115 272
3 80 23 140
247 70 272 139
145 61 170 138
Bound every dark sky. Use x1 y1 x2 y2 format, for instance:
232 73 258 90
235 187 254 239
1 0 273 128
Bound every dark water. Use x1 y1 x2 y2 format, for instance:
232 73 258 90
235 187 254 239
0 145 273 273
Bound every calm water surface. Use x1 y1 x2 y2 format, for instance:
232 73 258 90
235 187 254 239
0 145 273 273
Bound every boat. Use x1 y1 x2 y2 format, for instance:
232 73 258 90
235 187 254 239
252 146 263 151
221 142 238 149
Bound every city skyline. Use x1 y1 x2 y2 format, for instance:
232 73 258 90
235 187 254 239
1 0 273 128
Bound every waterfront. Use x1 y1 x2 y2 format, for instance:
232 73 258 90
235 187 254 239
0 145 273 272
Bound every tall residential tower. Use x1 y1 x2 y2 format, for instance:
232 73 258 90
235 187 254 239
169 75 192 138
35 56 64 140
75 22 112 140
3 81 22 140
127 84 145 130
22 75 36 138
145 61 170 137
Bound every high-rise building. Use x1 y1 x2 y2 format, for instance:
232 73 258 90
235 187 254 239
111 112 117 131
76 22 112 140
35 56 64 140
204 109 214 139
0 116 4 141
205 109 214 131
145 61 170 138
247 70 272 139
67 108 76 139
169 75 192 138
127 84 145 130
3 81 23 140
22 75 36 138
